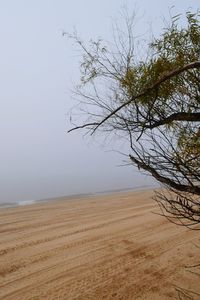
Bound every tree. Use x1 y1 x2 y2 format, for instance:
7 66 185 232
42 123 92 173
68 10 200 229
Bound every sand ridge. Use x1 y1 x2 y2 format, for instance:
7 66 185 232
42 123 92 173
0 189 199 299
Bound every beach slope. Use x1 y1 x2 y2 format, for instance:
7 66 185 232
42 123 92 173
0 189 199 299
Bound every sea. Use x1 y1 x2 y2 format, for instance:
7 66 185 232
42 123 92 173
0 184 155 209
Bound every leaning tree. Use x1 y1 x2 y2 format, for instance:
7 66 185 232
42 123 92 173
68 10 200 229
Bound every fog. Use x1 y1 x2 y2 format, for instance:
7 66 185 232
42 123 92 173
0 0 198 203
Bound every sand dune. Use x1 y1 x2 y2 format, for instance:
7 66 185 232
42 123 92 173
0 189 199 299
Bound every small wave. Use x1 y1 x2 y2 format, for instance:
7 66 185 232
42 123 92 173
18 200 36 206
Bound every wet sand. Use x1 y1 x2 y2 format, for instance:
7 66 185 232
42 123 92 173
0 189 199 300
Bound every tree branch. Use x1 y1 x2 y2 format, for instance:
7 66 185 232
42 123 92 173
68 122 99 133
91 61 200 133
129 155 200 195
147 112 200 129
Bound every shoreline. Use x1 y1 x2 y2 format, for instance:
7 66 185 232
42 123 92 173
0 184 155 209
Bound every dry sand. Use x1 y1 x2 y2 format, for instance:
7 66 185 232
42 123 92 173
0 189 200 300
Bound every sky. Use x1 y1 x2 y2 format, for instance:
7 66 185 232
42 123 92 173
0 0 199 203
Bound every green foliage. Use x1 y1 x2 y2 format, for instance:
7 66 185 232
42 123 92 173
69 9 200 228
117 10 200 147
121 10 200 103
72 10 200 148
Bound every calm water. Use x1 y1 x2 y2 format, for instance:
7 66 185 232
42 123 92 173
0 184 154 209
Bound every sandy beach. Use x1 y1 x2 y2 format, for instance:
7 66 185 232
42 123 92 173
0 189 199 300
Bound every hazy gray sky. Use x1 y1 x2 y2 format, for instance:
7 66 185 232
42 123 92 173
0 0 199 203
